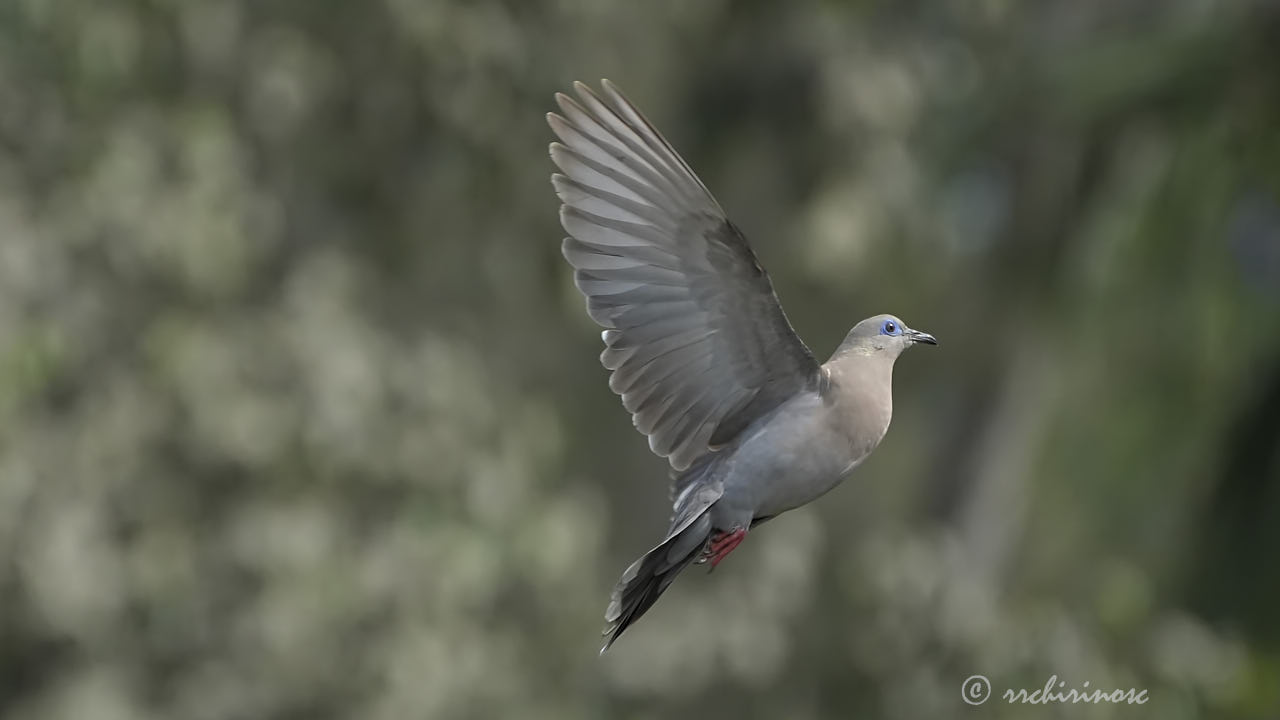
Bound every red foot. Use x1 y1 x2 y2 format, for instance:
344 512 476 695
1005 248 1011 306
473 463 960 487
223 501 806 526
705 528 747 569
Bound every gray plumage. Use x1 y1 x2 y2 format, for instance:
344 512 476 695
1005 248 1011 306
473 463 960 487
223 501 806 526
548 80 937 652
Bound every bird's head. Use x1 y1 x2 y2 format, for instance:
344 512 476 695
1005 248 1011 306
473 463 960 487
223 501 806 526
836 314 937 359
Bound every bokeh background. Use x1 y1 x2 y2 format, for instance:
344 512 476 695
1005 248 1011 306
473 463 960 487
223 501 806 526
2 0 1280 718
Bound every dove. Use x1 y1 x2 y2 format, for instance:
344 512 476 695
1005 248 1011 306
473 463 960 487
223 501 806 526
547 80 936 652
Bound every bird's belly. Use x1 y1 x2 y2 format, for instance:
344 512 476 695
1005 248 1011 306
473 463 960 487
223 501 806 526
715 420 861 523
752 451 859 517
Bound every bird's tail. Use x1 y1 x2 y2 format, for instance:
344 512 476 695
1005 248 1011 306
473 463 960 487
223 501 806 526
601 509 711 653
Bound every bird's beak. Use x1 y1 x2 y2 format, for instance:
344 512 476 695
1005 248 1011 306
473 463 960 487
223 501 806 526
907 328 937 346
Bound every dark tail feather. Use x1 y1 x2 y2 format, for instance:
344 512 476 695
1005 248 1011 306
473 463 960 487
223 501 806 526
600 511 711 653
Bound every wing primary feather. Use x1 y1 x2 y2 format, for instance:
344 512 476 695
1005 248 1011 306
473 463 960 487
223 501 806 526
562 238 681 274
552 141 686 226
560 202 676 252
563 205 680 249
563 237 682 273
552 174 679 232
571 265 689 291
549 110 656 193
586 282 689 304
598 80 721 209
554 93 674 186
550 101 696 214
548 112 691 214
569 82 705 205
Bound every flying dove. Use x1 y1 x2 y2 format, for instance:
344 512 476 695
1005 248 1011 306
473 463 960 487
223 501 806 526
547 80 937 652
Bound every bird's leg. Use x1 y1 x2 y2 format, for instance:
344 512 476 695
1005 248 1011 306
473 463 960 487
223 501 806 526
700 527 747 571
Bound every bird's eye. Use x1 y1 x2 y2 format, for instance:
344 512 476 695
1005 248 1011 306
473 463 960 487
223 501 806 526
881 320 899 336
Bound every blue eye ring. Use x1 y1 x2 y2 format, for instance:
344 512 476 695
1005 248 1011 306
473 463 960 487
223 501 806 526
880 319 901 336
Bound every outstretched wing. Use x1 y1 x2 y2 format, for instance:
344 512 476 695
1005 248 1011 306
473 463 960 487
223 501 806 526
549 80 819 471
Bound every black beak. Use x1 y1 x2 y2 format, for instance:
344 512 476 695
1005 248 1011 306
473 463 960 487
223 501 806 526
907 328 938 346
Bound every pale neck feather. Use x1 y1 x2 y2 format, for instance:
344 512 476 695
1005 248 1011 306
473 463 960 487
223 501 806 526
820 351 896 456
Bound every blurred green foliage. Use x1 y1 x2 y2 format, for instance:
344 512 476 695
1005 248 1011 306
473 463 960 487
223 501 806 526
1 0 1279 718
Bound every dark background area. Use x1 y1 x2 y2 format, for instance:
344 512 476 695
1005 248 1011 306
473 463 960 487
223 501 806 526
1 0 1278 718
